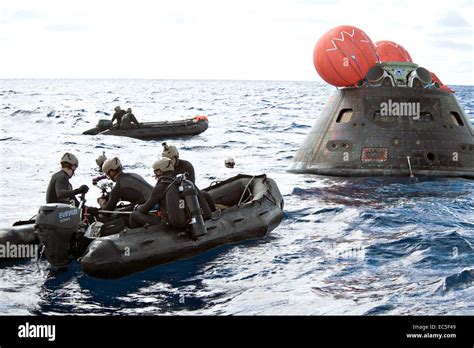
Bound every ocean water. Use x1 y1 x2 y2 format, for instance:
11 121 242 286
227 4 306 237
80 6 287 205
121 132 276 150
0 79 473 315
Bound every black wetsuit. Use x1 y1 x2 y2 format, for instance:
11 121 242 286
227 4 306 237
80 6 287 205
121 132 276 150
111 109 127 128
102 172 153 211
121 113 139 129
130 174 175 228
46 170 79 206
173 159 195 183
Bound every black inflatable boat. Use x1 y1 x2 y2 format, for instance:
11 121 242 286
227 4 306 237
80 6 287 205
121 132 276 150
83 116 209 140
34 174 284 278
0 219 39 262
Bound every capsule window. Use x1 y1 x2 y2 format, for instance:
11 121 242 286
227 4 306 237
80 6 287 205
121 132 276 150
450 112 464 127
419 112 434 122
336 109 353 123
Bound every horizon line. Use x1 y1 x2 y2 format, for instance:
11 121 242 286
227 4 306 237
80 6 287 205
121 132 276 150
0 77 472 87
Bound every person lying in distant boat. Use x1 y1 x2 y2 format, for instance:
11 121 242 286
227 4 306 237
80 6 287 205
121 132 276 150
121 108 140 129
111 106 126 128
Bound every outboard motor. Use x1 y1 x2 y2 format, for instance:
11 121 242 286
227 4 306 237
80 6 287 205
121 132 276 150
97 119 113 132
177 174 207 239
35 203 81 268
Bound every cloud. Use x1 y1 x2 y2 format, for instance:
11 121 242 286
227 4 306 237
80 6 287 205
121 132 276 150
436 10 470 27
12 10 41 21
0 0 472 84
429 39 472 51
0 9 42 24
45 24 93 32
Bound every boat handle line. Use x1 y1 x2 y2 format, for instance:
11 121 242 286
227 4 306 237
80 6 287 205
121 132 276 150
97 209 158 215
238 176 255 206
406 156 415 178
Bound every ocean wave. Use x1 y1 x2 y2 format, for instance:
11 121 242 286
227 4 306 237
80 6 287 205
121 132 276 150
366 231 473 268
10 109 40 116
440 268 474 292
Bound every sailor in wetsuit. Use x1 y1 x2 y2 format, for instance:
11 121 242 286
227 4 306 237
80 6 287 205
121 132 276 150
130 158 178 228
111 106 127 129
161 142 215 213
46 152 90 206
96 151 107 171
92 151 108 185
98 157 153 212
121 108 140 129
161 142 195 183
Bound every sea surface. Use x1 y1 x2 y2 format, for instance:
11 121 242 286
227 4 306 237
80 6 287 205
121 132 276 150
0 79 473 315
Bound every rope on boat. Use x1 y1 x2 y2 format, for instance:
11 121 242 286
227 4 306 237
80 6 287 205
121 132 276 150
238 176 255 206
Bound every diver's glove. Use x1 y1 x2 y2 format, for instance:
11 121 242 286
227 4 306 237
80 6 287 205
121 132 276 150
74 184 89 195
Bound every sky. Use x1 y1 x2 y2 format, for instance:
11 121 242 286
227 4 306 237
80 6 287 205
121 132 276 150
0 0 473 84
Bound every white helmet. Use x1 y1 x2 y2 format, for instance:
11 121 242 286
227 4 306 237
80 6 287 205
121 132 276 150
95 151 107 169
152 158 174 173
102 157 122 174
60 153 79 167
162 142 178 158
225 157 235 168
114 106 121 112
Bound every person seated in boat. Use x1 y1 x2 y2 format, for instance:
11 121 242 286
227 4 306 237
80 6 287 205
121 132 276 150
45 153 100 221
121 108 140 129
92 151 108 185
46 153 90 207
162 142 216 213
162 142 195 183
98 157 153 213
111 106 127 129
96 151 107 172
130 158 179 228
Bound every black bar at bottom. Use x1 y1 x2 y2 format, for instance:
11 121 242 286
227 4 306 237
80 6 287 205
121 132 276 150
0 315 472 346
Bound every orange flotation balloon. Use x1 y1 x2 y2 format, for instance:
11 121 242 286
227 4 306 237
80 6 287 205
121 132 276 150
194 115 209 122
375 40 412 63
313 25 379 87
